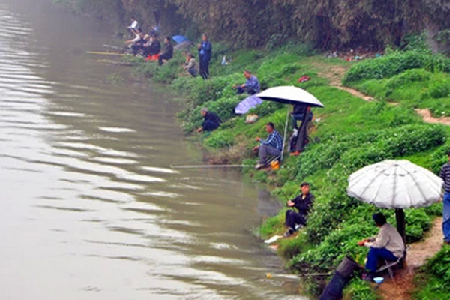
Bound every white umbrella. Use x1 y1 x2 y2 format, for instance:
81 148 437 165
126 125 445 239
347 160 443 243
256 85 325 107
255 86 325 160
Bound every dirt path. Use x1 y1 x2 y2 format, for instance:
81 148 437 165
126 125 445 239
415 109 450 126
377 218 443 300
314 62 447 298
316 65 374 101
314 63 449 126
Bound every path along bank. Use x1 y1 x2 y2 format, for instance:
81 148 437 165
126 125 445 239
123 45 450 299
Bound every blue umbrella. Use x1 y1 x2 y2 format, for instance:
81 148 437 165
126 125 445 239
234 95 263 115
172 35 189 44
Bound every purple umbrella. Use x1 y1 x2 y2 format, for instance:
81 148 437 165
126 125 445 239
234 95 263 115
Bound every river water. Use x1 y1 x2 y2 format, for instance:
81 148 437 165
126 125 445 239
0 1 306 299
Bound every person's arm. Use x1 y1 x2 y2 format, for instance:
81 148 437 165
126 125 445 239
204 42 212 52
364 227 389 248
186 59 195 70
440 165 446 182
287 196 300 207
259 133 274 146
246 78 257 90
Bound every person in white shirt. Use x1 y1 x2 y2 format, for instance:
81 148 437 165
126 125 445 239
357 213 405 278
125 28 143 45
128 18 138 31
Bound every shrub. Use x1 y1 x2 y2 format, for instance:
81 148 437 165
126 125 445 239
413 246 450 299
426 75 450 99
204 130 236 148
384 69 432 90
343 50 450 84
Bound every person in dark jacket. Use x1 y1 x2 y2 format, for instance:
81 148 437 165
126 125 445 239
198 108 221 132
291 104 313 129
198 34 212 79
440 150 450 244
143 34 161 57
284 182 315 237
158 37 173 66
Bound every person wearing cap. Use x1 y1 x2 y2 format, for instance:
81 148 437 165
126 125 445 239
357 213 405 279
284 182 315 237
440 149 450 245
197 108 221 132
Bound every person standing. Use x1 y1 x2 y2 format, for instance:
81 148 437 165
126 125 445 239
198 34 212 80
440 150 450 244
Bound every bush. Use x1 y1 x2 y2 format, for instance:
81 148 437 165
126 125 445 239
204 130 236 148
413 246 450 299
343 50 450 84
426 74 450 99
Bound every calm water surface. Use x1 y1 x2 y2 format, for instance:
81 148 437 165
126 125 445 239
0 1 306 299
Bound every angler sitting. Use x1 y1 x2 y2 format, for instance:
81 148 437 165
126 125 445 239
233 70 260 95
253 122 282 170
284 182 315 237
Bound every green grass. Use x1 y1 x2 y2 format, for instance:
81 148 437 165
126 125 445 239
128 46 450 299
413 245 450 300
349 70 450 117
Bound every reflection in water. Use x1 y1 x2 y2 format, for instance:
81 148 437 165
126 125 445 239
0 0 304 299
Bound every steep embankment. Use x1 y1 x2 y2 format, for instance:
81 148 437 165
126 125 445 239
123 47 449 300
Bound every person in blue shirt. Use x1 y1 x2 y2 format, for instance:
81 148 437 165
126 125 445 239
198 34 212 80
233 70 260 95
253 122 283 169
440 150 450 245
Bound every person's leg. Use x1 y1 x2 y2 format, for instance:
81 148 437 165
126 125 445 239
158 54 167 66
443 192 450 242
204 60 209 79
294 117 309 153
259 145 281 165
365 247 398 273
199 59 206 79
291 114 304 129
258 144 269 165
202 120 219 131
236 87 245 94
286 210 305 228
188 69 197 77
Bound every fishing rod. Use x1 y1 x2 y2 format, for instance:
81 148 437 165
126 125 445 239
86 51 125 56
170 164 245 169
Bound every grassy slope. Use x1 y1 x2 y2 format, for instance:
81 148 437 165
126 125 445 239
124 47 450 299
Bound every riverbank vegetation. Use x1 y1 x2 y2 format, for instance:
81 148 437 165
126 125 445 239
121 45 450 299
50 1 449 299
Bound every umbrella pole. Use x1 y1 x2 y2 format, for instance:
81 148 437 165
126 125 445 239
281 108 289 161
395 208 407 268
